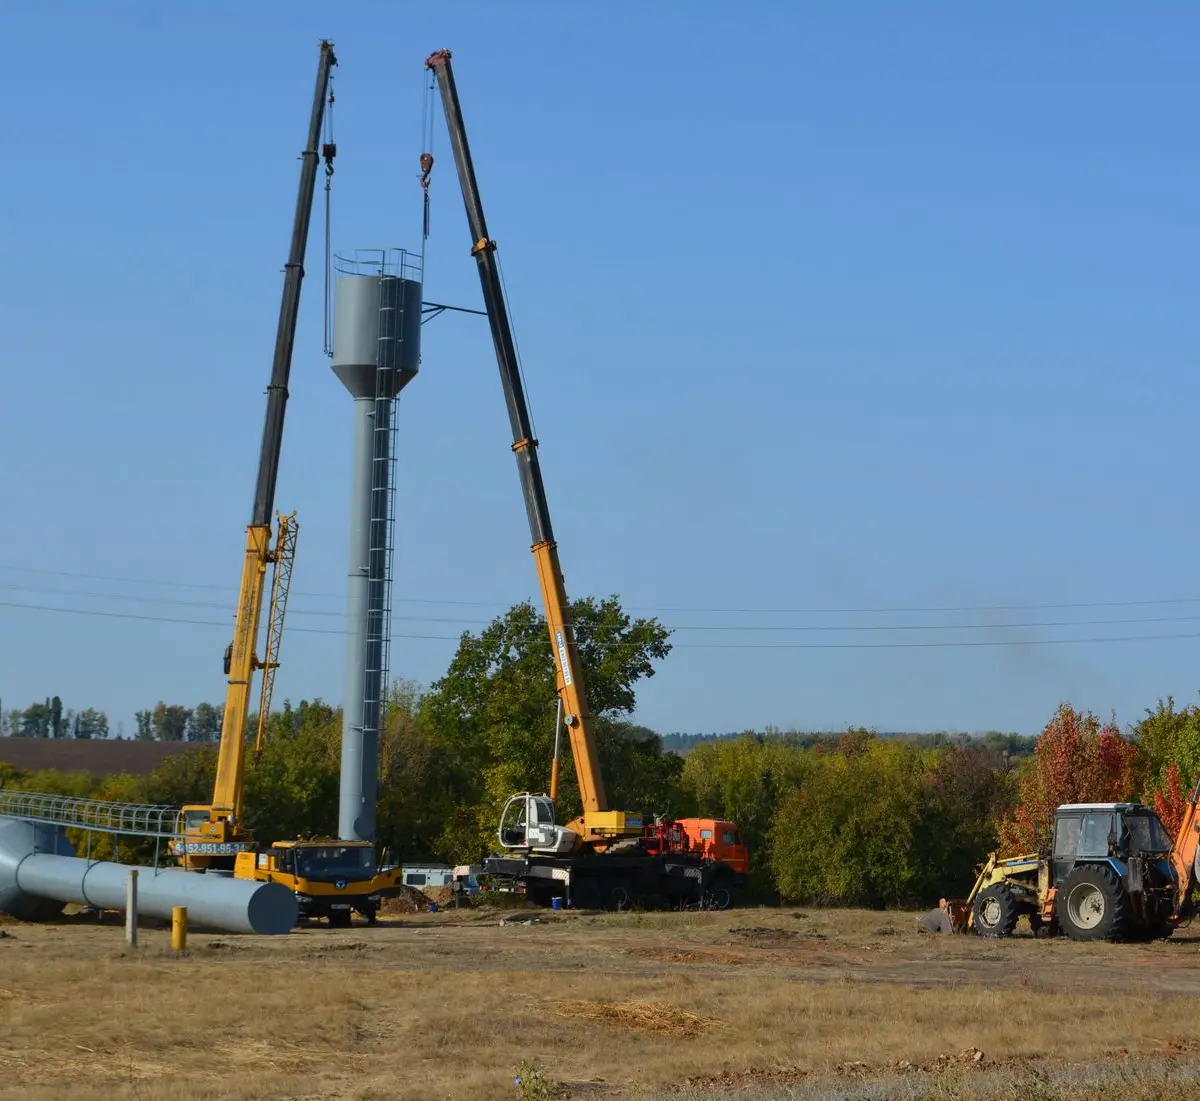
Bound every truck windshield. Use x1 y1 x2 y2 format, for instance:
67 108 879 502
294 846 375 878
1124 814 1173 854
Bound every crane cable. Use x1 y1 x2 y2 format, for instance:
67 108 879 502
321 75 337 358
419 65 437 271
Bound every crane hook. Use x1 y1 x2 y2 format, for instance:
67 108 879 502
419 152 434 191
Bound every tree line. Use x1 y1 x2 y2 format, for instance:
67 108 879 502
1 699 223 742
1 594 1196 907
1 697 111 740
659 728 1038 759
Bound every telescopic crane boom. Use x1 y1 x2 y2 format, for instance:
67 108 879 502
426 48 621 842
175 40 337 869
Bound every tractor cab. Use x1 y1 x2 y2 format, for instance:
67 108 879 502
1047 803 1177 940
1052 803 1172 871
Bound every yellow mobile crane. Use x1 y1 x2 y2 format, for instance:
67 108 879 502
170 41 407 926
426 50 749 910
170 40 339 872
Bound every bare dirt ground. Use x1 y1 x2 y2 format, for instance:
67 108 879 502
3 903 1200 1099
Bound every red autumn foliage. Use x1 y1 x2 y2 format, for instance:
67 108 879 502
1154 759 1187 838
998 703 1137 853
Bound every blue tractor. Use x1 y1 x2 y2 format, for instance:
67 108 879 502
940 800 1194 941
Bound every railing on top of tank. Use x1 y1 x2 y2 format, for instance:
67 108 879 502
0 789 186 839
334 247 423 283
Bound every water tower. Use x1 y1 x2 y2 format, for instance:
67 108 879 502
330 248 423 842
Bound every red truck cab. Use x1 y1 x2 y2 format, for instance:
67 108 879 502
676 818 749 878
643 816 749 885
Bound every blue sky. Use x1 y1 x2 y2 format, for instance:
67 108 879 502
2 2 1198 738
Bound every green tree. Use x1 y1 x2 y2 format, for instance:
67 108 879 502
680 731 810 896
596 718 689 820
375 681 461 861
134 710 153 740
243 698 340 842
151 701 192 742
770 739 931 907
19 701 51 737
74 708 109 740
1131 696 1200 803
187 702 223 743
50 696 64 738
419 596 672 863
914 743 1016 898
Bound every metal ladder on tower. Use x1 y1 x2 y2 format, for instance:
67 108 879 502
362 259 401 744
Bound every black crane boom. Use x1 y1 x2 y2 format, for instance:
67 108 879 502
251 39 338 527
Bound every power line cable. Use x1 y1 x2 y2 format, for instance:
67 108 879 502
2 561 1200 617
2 598 1199 651
4 580 1200 635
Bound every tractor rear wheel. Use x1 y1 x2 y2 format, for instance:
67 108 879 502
972 884 1019 938
1055 865 1130 941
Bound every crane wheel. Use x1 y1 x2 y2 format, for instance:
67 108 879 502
702 875 735 912
971 884 1019 938
607 883 633 912
1055 864 1130 941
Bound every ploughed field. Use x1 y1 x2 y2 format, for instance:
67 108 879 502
3 902 1200 1100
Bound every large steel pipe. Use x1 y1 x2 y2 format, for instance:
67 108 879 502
0 817 297 935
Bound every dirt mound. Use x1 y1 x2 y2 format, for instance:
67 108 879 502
422 885 456 907
379 886 432 915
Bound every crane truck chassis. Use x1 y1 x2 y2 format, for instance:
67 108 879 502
458 795 749 911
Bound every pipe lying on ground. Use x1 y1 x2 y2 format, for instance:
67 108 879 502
0 817 297 935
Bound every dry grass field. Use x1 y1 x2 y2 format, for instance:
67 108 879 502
3 903 1200 1099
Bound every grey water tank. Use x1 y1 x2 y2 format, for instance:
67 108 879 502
0 816 298 935
332 273 423 398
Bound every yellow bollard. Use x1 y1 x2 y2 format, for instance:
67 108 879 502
171 906 188 951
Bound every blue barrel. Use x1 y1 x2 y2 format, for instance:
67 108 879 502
551 897 563 911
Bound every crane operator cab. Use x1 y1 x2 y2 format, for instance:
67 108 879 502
498 793 578 855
